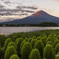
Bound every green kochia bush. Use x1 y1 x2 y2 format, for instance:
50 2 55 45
20 40 26 51
55 52 59 59
28 38 32 43
15 38 23 51
41 37 47 46
25 38 28 42
9 54 20 59
43 44 55 59
55 43 59 54
4 46 17 59
34 40 44 58
7 42 16 49
31 39 37 48
0 45 1 58
21 42 32 59
54 39 59 48
0 35 6 47
4 38 12 50
29 49 41 59
46 41 53 46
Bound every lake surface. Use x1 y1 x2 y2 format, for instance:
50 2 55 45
0 27 59 35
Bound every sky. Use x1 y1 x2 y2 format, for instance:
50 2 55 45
0 0 59 22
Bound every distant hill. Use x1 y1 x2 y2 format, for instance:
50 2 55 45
0 10 59 24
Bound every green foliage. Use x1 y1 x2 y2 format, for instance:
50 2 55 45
37 36 42 40
41 37 47 46
0 35 6 47
47 37 53 42
9 54 20 59
4 46 17 59
20 40 26 51
1 30 59 59
4 38 12 50
34 40 44 58
54 39 59 48
28 38 32 43
31 39 37 48
43 44 55 59
55 52 59 59
55 43 59 54
46 41 53 46
32 36 36 39
7 42 16 49
21 42 32 59
0 44 1 58
15 38 23 51
25 38 28 41
29 49 41 59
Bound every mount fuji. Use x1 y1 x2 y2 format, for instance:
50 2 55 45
1 10 59 24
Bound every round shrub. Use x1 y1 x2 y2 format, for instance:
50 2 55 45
4 46 17 59
43 44 55 59
34 40 44 58
0 45 1 58
25 38 28 42
21 42 32 59
15 38 23 51
31 39 37 48
32 36 36 39
55 43 59 54
41 37 47 46
37 36 42 40
54 39 59 48
47 37 52 42
29 49 41 59
9 54 20 59
7 42 16 49
20 40 26 51
55 52 59 59
28 38 32 43
4 38 12 50
46 41 53 46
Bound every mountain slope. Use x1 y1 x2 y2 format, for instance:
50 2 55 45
0 10 59 24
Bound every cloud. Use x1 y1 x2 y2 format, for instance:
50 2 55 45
0 4 5 8
0 4 37 16
0 8 35 16
16 6 37 10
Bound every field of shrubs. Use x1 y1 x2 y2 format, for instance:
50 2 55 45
0 30 59 59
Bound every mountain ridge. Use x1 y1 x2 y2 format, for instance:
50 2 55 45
0 10 59 24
